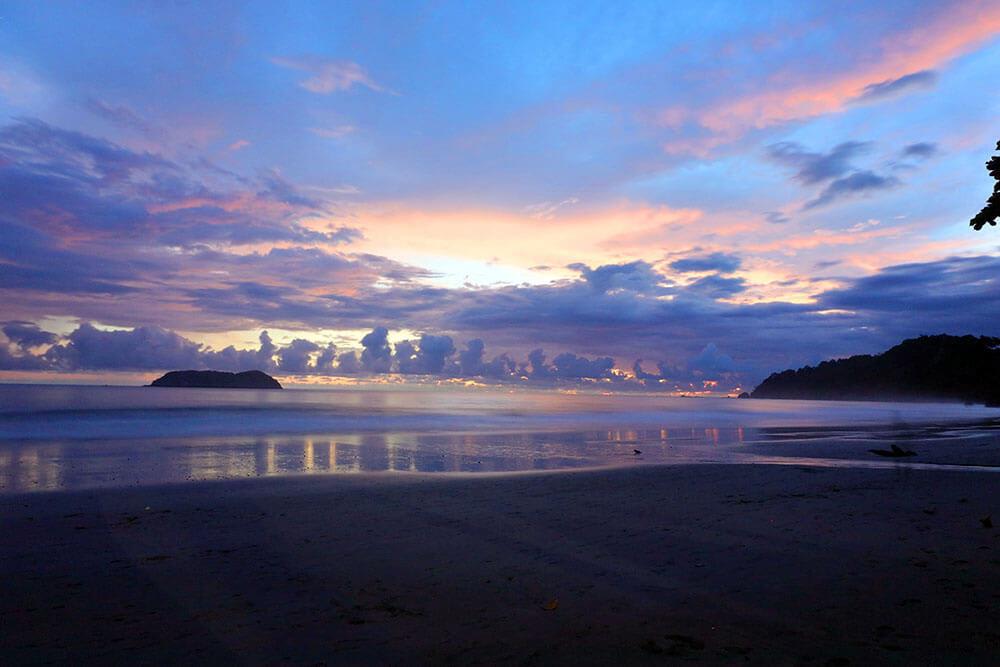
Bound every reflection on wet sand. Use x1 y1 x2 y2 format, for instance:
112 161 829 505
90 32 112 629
0 427 753 493
2 423 997 494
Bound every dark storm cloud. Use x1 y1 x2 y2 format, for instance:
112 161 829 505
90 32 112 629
669 252 741 274
855 70 938 102
804 170 900 209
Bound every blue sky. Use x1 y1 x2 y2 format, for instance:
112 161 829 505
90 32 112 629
0 1 998 390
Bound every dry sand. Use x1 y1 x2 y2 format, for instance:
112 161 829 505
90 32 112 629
2 463 998 665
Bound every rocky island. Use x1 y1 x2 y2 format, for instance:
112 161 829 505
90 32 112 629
751 334 1000 406
149 370 282 389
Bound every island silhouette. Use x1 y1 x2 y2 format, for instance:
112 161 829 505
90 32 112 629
149 370 282 389
751 334 1000 406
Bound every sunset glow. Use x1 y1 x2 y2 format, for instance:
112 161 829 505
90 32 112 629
1 1 998 392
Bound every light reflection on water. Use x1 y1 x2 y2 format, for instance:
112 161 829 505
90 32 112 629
3 423 999 493
0 427 755 493
1 385 998 493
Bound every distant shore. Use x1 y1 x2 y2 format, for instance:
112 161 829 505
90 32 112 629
2 464 997 664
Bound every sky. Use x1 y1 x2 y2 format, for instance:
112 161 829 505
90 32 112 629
0 0 998 391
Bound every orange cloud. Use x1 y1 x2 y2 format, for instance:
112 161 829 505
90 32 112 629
747 225 901 253
346 201 706 271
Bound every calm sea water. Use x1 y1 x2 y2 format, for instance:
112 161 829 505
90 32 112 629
1 383 998 493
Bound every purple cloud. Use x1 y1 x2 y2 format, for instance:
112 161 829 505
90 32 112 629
669 252 741 274
1 321 58 348
856 70 938 102
805 170 900 209
767 141 872 185
901 142 938 159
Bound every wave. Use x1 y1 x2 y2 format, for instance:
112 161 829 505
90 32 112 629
0 384 997 442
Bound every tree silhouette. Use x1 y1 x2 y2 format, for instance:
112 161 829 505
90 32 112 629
970 140 1000 230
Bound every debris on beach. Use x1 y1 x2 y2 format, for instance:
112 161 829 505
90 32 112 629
868 444 916 458
981 515 993 529
542 598 559 611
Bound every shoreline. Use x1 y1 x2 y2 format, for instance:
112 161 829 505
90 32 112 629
3 463 997 664
4 421 1000 496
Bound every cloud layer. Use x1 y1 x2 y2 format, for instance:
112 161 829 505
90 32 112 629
4 255 999 392
0 3 997 391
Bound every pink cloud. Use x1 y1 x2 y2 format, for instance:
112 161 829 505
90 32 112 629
664 2 1000 153
747 225 901 253
271 56 391 94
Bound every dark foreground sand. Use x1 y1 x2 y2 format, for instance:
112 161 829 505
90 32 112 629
2 464 997 665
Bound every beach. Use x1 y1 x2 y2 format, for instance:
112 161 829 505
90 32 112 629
3 462 997 665
4 4 1000 663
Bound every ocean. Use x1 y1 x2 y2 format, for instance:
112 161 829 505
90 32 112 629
1 383 998 493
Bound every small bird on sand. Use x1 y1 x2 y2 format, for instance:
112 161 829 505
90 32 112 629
868 443 916 457
981 515 993 529
633 448 642 455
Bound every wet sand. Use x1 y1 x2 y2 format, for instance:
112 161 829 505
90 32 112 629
2 463 998 665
